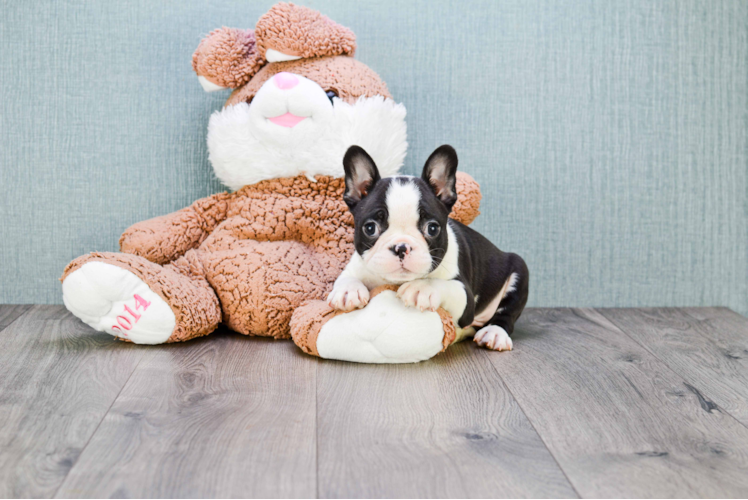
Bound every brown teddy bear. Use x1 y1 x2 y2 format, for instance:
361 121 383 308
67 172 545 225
61 3 481 346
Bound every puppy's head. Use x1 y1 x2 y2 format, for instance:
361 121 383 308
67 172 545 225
343 145 459 283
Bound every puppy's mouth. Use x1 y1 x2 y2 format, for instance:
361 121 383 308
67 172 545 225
267 112 307 128
396 262 418 274
376 264 426 283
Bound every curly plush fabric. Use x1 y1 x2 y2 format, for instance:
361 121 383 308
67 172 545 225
119 192 233 265
226 56 392 107
192 3 359 95
62 251 221 343
255 2 356 60
69 174 480 342
289 299 336 356
192 28 264 89
453 173 482 225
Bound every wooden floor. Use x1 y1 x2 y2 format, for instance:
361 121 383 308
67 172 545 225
2 306 748 498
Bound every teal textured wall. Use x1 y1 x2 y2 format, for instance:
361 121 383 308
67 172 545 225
1 0 746 314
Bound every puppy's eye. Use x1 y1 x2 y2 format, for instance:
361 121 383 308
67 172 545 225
363 221 379 237
325 90 338 104
426 222 440 237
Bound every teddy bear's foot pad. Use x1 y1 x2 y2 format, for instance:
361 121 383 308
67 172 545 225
62 262 175 344
317 290 447 363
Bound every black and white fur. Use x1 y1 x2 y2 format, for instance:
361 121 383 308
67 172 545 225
327 145 529 351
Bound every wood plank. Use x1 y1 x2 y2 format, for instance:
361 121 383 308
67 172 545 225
316 341 578 499
0 304 32 331
0 305 146 498
681 306 748 325
486 308 748 498
599 307 748 427
56 332 317 499
22 305 78 321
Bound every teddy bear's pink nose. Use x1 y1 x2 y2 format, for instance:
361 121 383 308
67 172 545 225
273 72 299 90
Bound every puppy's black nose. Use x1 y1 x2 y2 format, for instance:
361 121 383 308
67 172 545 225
390 243 410 259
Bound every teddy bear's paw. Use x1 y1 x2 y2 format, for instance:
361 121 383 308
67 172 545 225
397 279 442 312
62 262 175 344
316 290 446 363
327 278 369 311
473 325 513 352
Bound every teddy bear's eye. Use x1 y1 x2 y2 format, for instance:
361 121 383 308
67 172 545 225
325 90 338 104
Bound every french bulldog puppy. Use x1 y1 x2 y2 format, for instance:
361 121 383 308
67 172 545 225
327 145 529 351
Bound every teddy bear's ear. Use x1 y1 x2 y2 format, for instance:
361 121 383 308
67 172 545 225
255 3 356 63
192 27 265 92
450 172 483 226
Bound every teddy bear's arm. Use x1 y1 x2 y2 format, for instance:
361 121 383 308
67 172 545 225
450 172 482 225
119 192 233 265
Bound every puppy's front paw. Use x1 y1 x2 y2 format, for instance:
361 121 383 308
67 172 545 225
397 279 442 312
327 279 370 311
474 325 513 351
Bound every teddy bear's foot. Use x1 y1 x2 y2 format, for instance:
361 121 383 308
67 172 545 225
291 286 458 363
62 261 175 344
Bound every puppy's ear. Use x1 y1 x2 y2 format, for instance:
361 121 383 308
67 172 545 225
422 145 458 210
343 146 381 209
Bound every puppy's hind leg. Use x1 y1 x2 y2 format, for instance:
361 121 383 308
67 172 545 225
474 257 529 351
474 325 513 351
